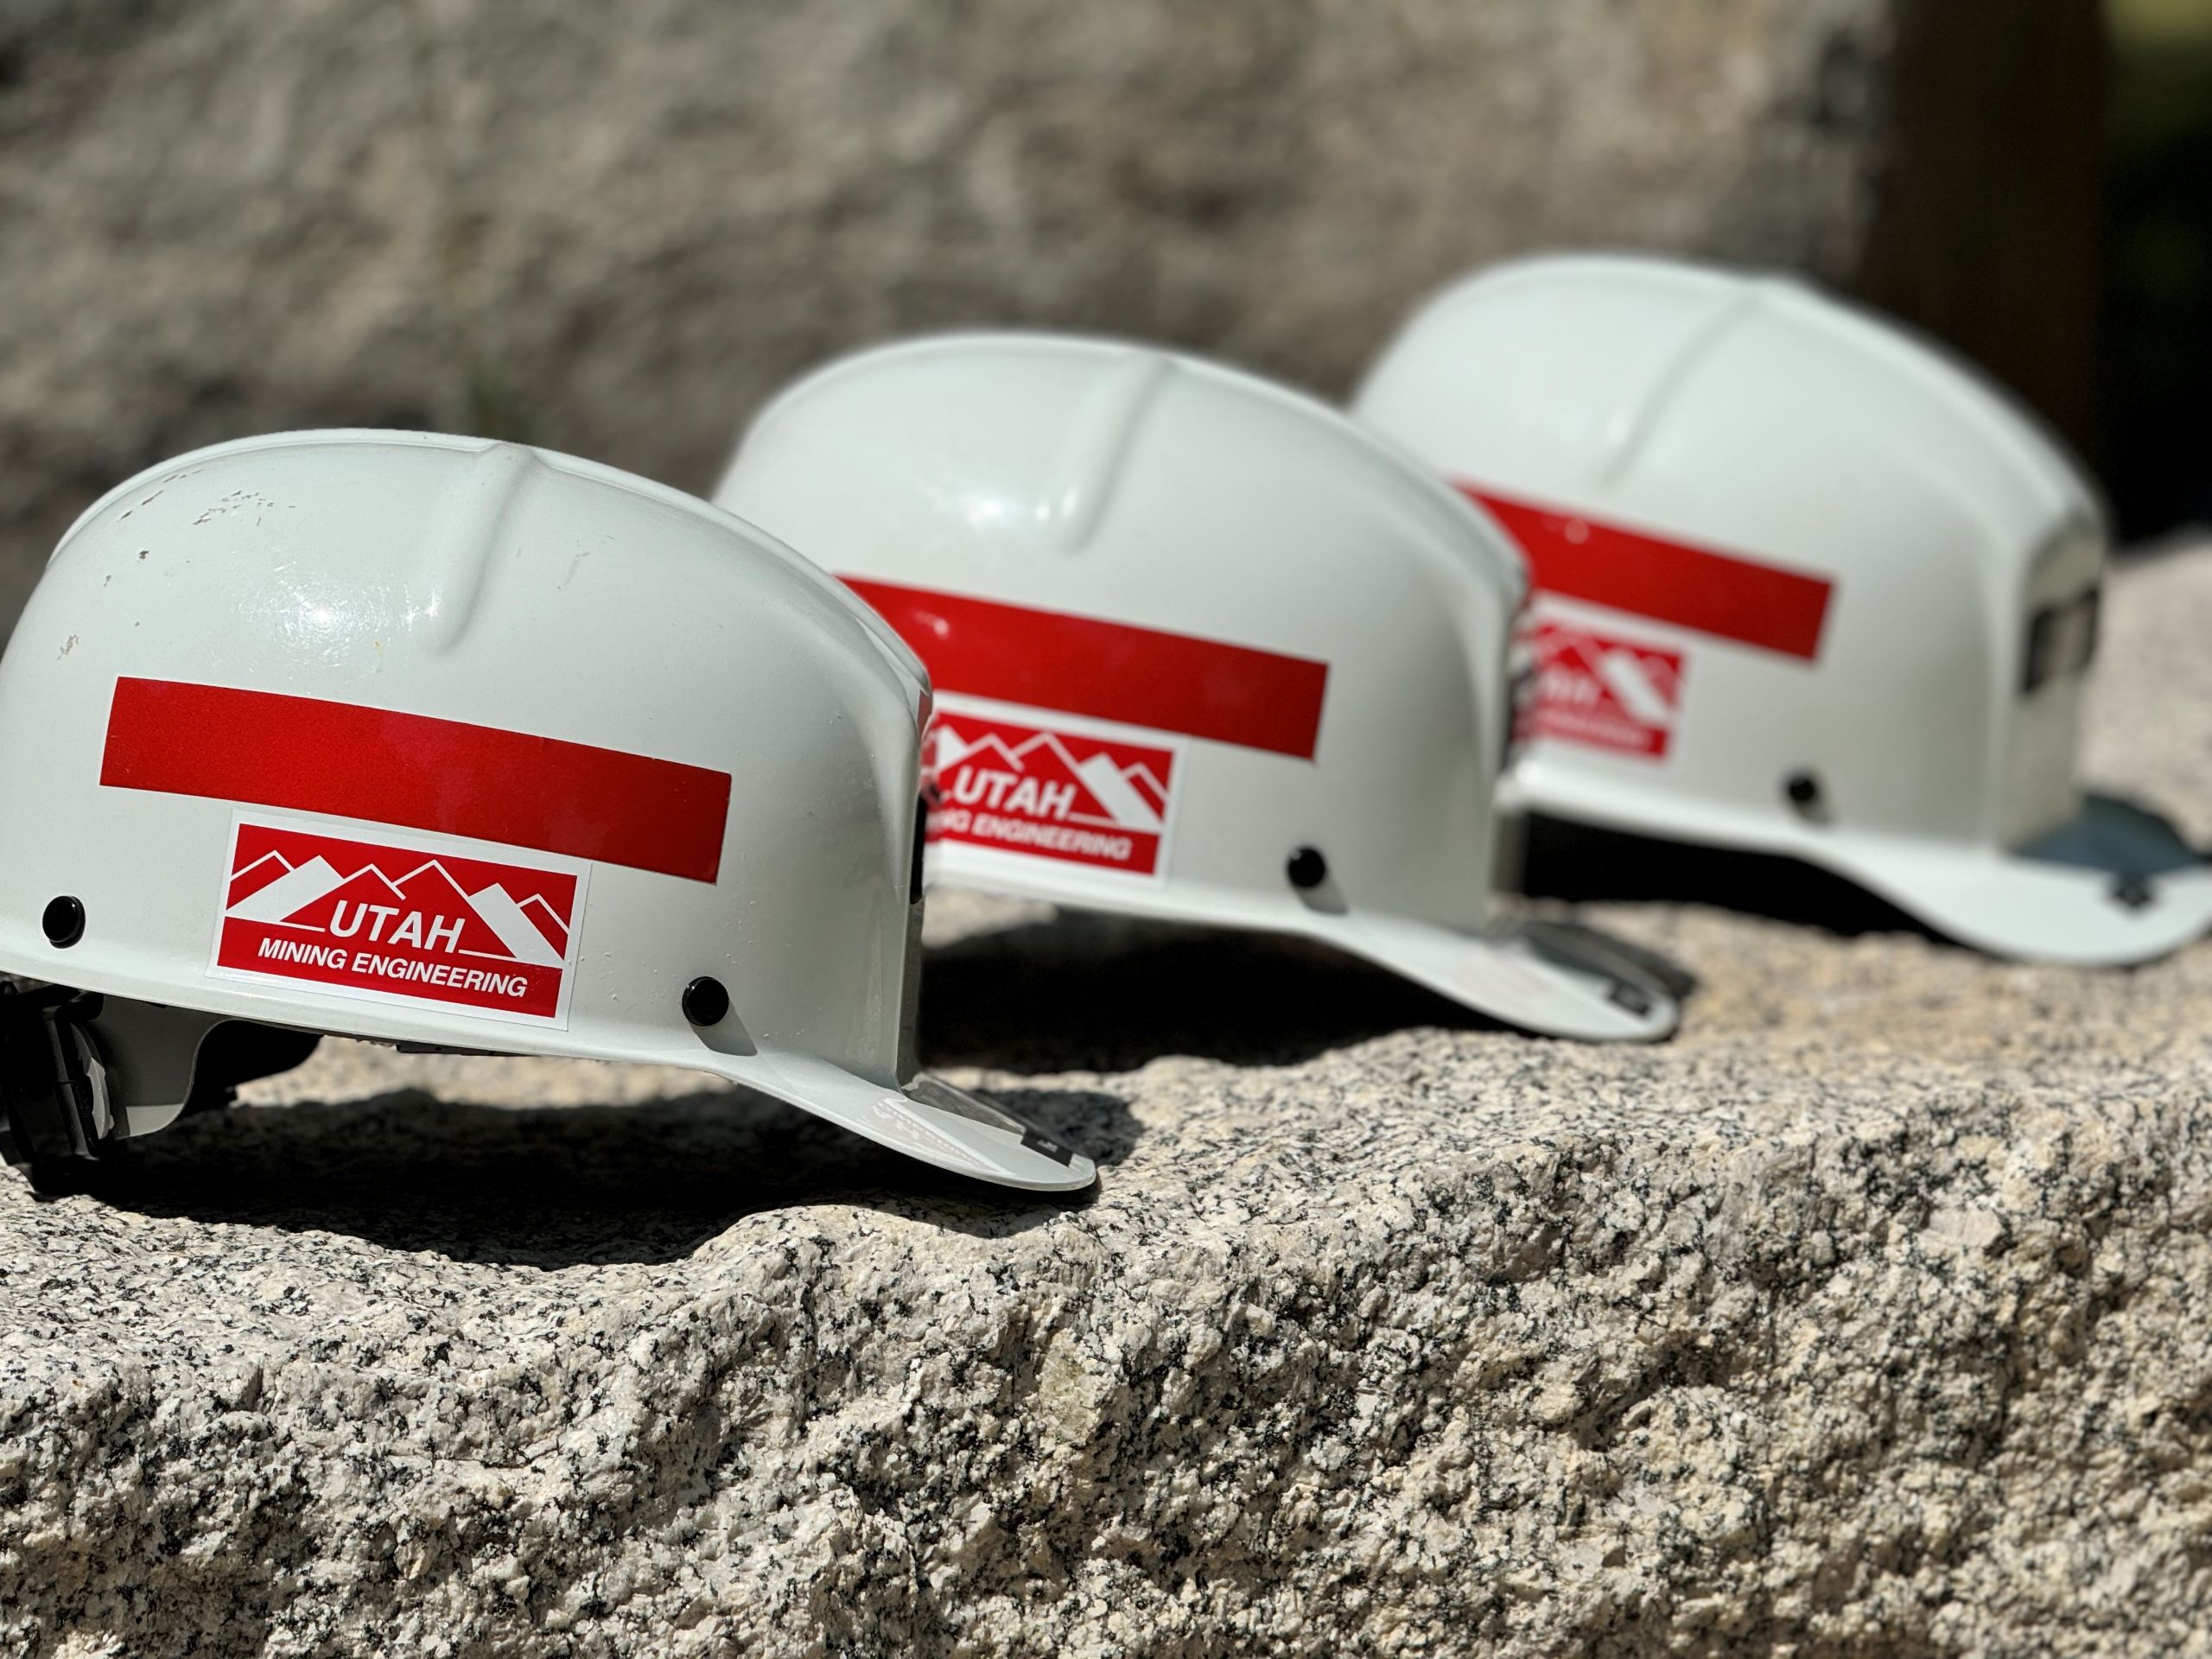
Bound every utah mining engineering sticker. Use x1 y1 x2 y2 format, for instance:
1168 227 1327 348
924 700 1184 880
1525 619 1687 760
209 814 588 1027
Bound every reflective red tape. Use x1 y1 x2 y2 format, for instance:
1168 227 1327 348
845 579 1330 760
100 678 732 882
1465 486 1834 661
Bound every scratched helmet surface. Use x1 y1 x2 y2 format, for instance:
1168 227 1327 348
718 334 1681 1041
1355 254 2212 965
0 430 1094 1192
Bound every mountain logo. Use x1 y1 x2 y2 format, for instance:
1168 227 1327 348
1525 619 1686 760
924 702 1181 878
209 816 588 1025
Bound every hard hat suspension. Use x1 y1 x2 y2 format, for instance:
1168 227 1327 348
0 984 114 1188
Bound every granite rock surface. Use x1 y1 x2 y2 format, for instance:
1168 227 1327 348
0 0 2100 636
1 549 2209 1655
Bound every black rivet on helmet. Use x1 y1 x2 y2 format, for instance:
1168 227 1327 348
1783 772 1826 820
41 896 84 949
2111 874 2155 912
682 976 730 1027
1287 847 1328 891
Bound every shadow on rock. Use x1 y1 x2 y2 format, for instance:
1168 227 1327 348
65 1082 1135 1268
1520 813 1946 943
920 910 1499 1072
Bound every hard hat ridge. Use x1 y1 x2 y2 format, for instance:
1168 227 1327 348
1039 347 1175 552
1582 279 1770 492
413 440 541 655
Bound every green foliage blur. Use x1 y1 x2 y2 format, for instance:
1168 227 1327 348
2107 0 2212 534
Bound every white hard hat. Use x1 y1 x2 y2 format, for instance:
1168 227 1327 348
715 334 1682 1041
1354 254 2212 966
0 430 1095 1192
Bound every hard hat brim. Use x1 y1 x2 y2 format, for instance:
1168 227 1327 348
0 949 1100 1193
928 873 1681 1044
1519 766 2212 967
739 1050 1099 1192
1808 794 2212 968
1323 908 1683 1042
923 848 1684 1043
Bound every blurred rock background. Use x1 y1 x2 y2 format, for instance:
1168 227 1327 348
0 0 2179 636
2105 0 2212 536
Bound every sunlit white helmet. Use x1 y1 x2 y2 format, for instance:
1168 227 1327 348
0 430 1094 1193
1355 254 2212 965
716 334 1681 1040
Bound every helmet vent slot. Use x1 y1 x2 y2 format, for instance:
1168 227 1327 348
909 792 930 906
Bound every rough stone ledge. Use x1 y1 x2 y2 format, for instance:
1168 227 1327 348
1 549 2209 1656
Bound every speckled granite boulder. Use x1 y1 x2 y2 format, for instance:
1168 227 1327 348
0 0 2099 635
2 550 2209 1654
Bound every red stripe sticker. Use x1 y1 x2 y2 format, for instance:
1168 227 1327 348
845 579 1329 760
101 678 732 882
1465 486 1834 661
